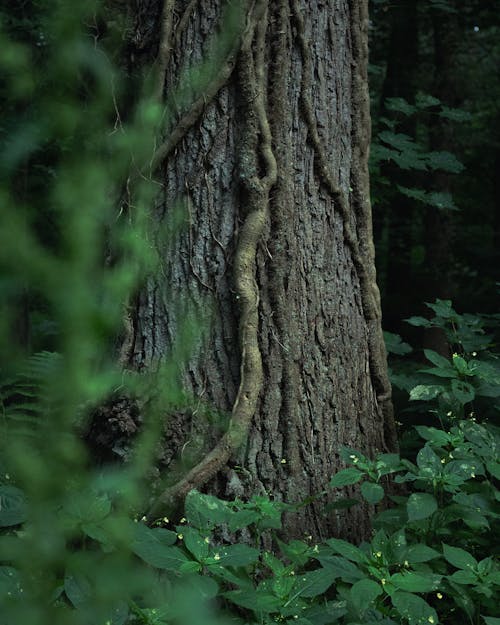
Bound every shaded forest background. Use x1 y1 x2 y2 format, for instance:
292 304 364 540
369 0 499 339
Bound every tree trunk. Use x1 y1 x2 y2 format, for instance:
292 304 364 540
119 0 396 542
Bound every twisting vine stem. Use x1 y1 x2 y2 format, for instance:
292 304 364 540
148 0 276 517
290 0 397 451
154 0 176 102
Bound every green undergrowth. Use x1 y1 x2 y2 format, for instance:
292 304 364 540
1 341 499 625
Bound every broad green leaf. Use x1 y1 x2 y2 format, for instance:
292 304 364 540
385 97 417 115
326 538 367 563
405 316 431 328
452 354 470 375
407 493 437 521
277 539 311 566
424 349 451 369
451 379 475 404
483 617 500 625
330 468 364 488
416 93 441 108
414 426 450 447
442 544 477 570
0 567 22 600
392 591 438 625
486 461 500 480
389 529 407 562
450 570 477 584
315 554 364 583
406 544 440 563
183 527 209 561
131 524 188 570
228 508 260 531
302 600 347 624
384 331 412 355
350 579 382 613
223 588 281 612
294 567 338 598
213 544 259 567
185 490 231 529
63 492 111 525
324 497 360 511
64 572 92 608
272 575 295 599
390 572 442 593
0 485 28 527
409 385 444 401
361 482 385 504
416 445 442 474
427 150 464 173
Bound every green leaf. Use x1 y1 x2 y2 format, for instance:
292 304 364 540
213 544 260 567
223 588 281 612
483 617 500 625
0 567 22 600
294 567 338 598
315 554 364 583
0 485 28 527
131 524 188 570
361 482 385 504
183 527 209 561
228 508 260 531
415 93 441 108
330 468 364 488
406 544 441 563
392 591 438 625
390 572 442 593
451 379 475 404
409 385 444 401
326 538 367 563
350 579 382 614
384 331 412 355
439 106 472 122
414 426 450 447
185 490 231 529
407 493 437 521
450 570 477 584
302 600 347 624
427 150 465 173
277 539 311 566
442 544 477 570
64 572 92 608
324 497 360 511
405 316 431 328
385 97 417 116
416 445 442 475
424 349 451 368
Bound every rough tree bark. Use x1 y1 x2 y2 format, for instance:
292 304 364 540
118 0 396 542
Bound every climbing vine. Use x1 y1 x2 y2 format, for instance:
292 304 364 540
118 0 397 517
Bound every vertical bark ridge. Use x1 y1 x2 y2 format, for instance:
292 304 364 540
148 0 277 517
291 0 396 453
114 0 396 541
348 0 397 451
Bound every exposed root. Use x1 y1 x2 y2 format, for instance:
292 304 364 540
148 0 277 518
